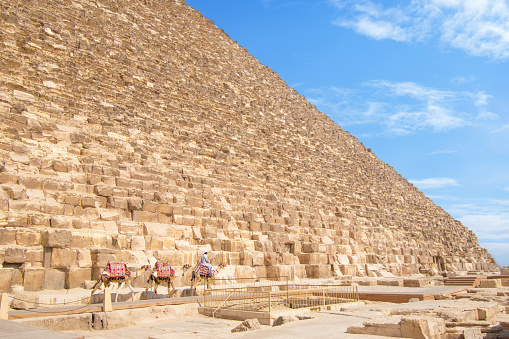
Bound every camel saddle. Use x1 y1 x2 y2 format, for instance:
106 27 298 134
193 262 215 277
102 262 131 278
154 262 175 278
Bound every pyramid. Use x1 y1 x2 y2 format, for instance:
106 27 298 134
0 0 496 291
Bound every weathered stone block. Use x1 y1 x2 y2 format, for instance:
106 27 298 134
66 267 92 289
0 268 13 292
23 268 45 291
400 317 446 339
305 265 332 278
51 248 78 268
479 279 501 288
4 246 26 263
43 229 72 248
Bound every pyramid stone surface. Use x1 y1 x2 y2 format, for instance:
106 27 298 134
0 0 496 291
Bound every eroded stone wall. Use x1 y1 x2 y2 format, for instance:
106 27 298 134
0 0 496 291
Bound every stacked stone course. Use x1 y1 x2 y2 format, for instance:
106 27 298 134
0 0 496 291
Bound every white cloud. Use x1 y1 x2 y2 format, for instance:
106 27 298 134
305 80 491 135
504 187 509 191
479 242 509 267
428 149 457 155
409 177 460 189
331 0 509 59
460 213 509 240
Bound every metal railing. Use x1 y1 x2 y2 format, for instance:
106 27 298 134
203 283 358 313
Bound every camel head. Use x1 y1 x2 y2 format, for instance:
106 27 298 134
182 264 192 276
218 263 225 269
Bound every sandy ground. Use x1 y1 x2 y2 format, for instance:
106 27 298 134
63 309 395 339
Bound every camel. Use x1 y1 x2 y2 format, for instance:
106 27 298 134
88 262 149 304
145 262 192 299
190 262 225 293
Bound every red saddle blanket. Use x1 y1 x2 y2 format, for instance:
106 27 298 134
155 262 175 278
193 262 215 277
103 262 131 278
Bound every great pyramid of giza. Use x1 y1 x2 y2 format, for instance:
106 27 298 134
0 0 496 291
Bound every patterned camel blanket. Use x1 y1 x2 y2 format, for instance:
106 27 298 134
193 262 216 277
102 262 131 278
154 262 175 278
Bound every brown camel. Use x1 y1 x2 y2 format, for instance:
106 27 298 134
88 262 148 304
145 263 192 299
190 263 225 293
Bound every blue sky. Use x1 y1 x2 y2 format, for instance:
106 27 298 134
186 0 509 268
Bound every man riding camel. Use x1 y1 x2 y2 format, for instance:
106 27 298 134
200 251 213 273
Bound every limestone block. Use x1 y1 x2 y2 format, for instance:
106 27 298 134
90 220 119 234
118 222 143 235
43 229 72 248
65 267 92 289
132 210 157 222
100 210 120 221
11 292 38 310
94 184 113 197
305 265 332 279
70 232 92 248
44 268 65 290
477 303 499 320
339 264 358 276
463 328 482 339
128 197 143 211
130 236 146 251
479 279 501 288
0 228 17 245
23 268 45 291
51 248 78 268
347 316 402 337
231 318 261 332
0 268 13 292
90 249 116 267
0 173 18 184
78 249 92 268
403 278 431 287
252 251 264 266
50 215 73 228
144 222 168 237
82 207 100 220
91 233 110 248
400 317 446 339
16 229 42 246
26 247 44 264
4 246 26 263
7 212 28 227
112 234 128 250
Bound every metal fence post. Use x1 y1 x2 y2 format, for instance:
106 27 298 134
268 291 271 313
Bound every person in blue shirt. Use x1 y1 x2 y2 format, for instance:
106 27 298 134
200 251 213 273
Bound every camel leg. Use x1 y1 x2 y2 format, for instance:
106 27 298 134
89 279 103 304
154 280 160 299
145 277 153 300
126 281 135 301
115 281 123 302
169 277 176 297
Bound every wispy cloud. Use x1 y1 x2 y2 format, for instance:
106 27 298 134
428 149 457 155
304 81 490 136
330 0 509 60
460 213 509 241
409 177 460 189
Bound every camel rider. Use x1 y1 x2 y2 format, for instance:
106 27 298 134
200 251 213 273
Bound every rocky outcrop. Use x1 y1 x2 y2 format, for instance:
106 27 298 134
0 0 496 291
